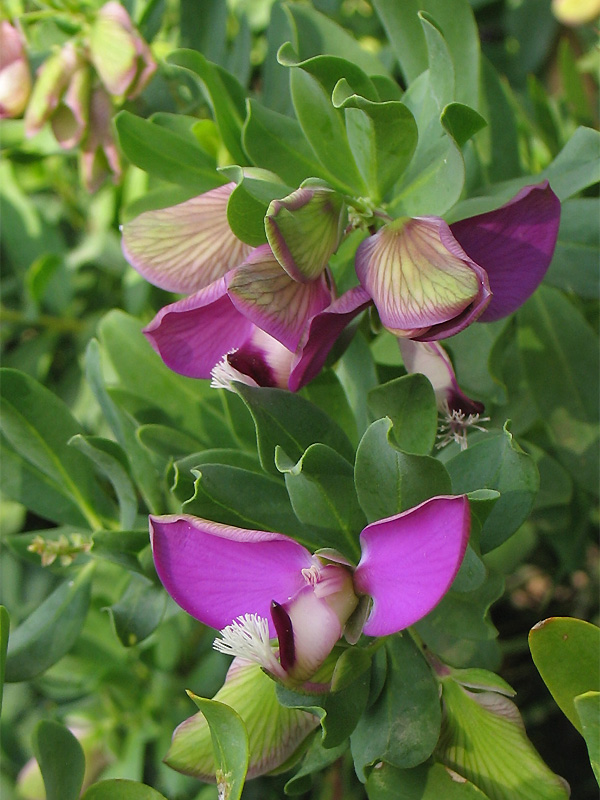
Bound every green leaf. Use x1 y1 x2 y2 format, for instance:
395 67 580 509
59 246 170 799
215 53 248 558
85 339 163 515
243 99 328 187
69 435 137 530
437 678 569 800
518 287 599 493
81 780 169 800
170 448 261 504
0 606 8 714
235 383 354 475
183 464 314 544
351 635 441 779
278 647 372 749
366 761 491 799
335 332 379 439
278 45 379 100
5 563 93 682
0 368 112 530
529 617 600 734
415 571 504 650
282 3 389 78
368 374 438 455
446 425 540 553
106 574 167 647
277 443 364 560
91 530 149 574
302 369 358 448
441 102 487 149
223 165 292 246
355 418 451 523
186 694 249 800
32 720 85 800
136 424 205 459
289 67 366 195
0 434 91 528
284 736 348 795
546 198 599 299
114 111 224 191
575 692 600 785
332 81 418 201
166 49 248 166
477 57 522 183
373 0 480 108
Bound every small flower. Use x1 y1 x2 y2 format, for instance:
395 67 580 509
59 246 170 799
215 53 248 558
355 183 561 341
50 63 91 149
150 495 470 686
79 86 121 192
89 1 156 99
399 339 489 450
25 42 80 138
0 21 31 119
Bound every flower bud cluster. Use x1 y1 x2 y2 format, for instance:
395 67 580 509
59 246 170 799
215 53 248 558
4 2 156 191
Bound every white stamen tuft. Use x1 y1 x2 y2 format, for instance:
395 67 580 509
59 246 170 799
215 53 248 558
210 350 259 392
437 405 490 451
213 614 284 677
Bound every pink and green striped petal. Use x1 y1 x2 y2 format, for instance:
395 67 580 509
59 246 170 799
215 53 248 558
356 217 483 337
227 245 332 351
266 186 346 283
165 658 319 780
122 183 252 293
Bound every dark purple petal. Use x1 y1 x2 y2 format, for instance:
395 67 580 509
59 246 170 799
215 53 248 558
450 182 561 322
353 496 470 636
150 515 314 635
288 284 372 392
143 277 254 378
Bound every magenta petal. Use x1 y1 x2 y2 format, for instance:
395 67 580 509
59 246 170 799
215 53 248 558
144 277 254 378
288 285 372 391
450 182 561 322
150 515 314 635
354 496 470 636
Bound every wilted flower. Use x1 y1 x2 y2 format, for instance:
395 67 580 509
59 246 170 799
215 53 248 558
79 86 121 192
150 495 470 687
25 42 80 138
89 1 156 99
399 339 488 450
50 63 91 149
0 21 31 119
355 183 561 341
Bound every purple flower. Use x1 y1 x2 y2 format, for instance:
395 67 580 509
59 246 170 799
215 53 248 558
399 339 488 449
355 183 561 340
143 246 371 392
150 495 470 685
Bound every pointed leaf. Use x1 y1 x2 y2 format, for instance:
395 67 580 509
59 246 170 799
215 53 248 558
106 573 167 647
367 761 491 799
235 384 354 475
368 373 438 455
355 418 451 523
351 635 441 779
5 564 93 682
81 780 168 800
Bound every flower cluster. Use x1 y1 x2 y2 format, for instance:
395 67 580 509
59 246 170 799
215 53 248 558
4 2 156 191
122 179 560 421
